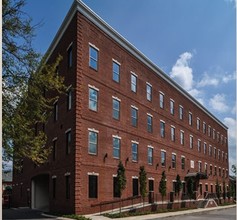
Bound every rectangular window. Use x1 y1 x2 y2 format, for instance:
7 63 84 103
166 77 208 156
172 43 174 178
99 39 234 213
89 175 98 198
203 122 206 134
149 180 154 192
112 61 120 83
131 73 137 93
189 112 192 126
148 147 153 165
213 130 216 140
208 125 211 137
218 149 220 160
112 99 120 120
131 107 138 127
171 126 175 142
147 114 153 133
180 131 184 145
222 151 224 161
89 87 98 111
66 130 71 155
89 46 98 70
170 99 174 115
52 178 56 199
210 165 213 175
197 118 200 130
198 140 201 152
160 121 165 138
67 89 72 110
219 168 221 177
205 184 208 192
66 175 70 199
161 151 166 167
214 147 216 159
159 92 164 109
214 166 217 176
204 143 207 154
132 142 138 162
113 177 120 198
205 163 208 174
172 154 176 169
68 45 72 68
113 137 120 159
181 157 185 170
179 105 183 120
198 162 202 172
88 130 98 155
190 135 193 149
146 83 152 101
217 132 220 142
54 101 58 122
53 139 57 161
132 178 139 196
209 145 212 156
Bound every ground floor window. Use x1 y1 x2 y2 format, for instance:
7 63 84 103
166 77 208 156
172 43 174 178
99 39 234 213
89 175 98 198
149 179 154 191
132 178 138 196
113 177 120 198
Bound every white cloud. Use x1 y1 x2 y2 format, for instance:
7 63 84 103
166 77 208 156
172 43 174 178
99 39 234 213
197 72 219 87
209 94 229 113
170 52 193 90
222 72 236 83
223 117 236 144
188 89 204 105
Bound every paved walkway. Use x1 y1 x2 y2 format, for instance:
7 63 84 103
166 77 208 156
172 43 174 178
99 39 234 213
85 204 236 220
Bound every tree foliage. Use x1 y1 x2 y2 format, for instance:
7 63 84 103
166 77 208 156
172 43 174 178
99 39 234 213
231 164 236 176
187 178 194 200
2 0 66 168
117 161 126 198
175 174 182 197
159 171 167 203
139 166 147 199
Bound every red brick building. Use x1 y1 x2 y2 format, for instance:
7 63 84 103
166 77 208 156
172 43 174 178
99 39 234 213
12 0 229 214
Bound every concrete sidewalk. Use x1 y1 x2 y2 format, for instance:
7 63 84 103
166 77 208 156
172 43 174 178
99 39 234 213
85 204 236 220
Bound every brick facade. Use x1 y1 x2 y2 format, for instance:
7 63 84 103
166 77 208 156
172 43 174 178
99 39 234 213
12 1 229 215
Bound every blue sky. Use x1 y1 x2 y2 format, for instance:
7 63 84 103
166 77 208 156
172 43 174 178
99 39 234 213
23 0 236 171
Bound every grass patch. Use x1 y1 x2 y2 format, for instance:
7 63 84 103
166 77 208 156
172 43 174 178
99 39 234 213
62 214 92 220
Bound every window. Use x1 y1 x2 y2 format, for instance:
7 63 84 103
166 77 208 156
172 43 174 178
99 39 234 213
149 179 154 191
53 139 57 161
213 129 215 140
205 163 208 174
214 166 217 176
171 126 175 142
112 98 120 120
89 87 98 111
214 147 216 159
159 92 164 109
205 184 208 192
112 61 120 82
172 154 176 169
67 45 72 68
210 165 213 175
146 83 152 101
67 89 72 110
179 105 183 120
52 178 56 199
218 149 220 160
132 178 139 196
88 130 98 155
113 177 120 197
131 73 137 92
204 143 207 154
197 118 200 130
208 126 211 137
66 130 71 155
198 161 202 172
160 121 165 138
217 132 220 142
222 151 224 161
209 145 212 156
203 122 206 134
148 146 153 165
161 151 166 167
189 135 193 149
181 157 185 170
54 101 58 121
180 131 184 145
170 99 174 115
131 107 138 127
89 45 98 70
132 142 138 162
219 167 221 177
113 136 121 159
66 175 70 199
147 114 153 133
198 139 201 152
89 175 98 198
188 112 192 126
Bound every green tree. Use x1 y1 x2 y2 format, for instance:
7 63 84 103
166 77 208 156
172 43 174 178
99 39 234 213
3 0 65 168
139 166 147 207
223 180 226 201
117 161 126 214
175 174 182 206
231 165 236 176
159 171 167 205
216 179 221 203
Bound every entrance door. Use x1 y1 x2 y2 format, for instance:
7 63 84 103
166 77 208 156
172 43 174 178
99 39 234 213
31 174 49 211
